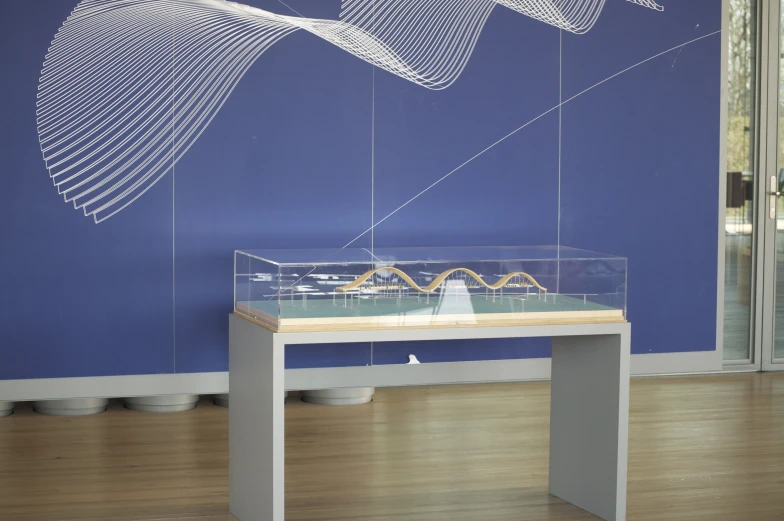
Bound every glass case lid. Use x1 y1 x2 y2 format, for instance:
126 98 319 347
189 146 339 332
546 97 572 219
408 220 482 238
235 245 625 266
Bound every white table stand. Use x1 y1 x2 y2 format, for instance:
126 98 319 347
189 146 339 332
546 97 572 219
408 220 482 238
229 314 631 521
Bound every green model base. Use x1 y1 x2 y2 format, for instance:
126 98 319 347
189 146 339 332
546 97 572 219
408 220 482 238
240 293 620 320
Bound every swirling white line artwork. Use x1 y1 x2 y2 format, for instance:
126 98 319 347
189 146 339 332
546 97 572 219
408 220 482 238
37 0 662 222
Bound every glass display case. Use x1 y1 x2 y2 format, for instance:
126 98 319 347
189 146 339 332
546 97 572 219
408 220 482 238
234 246 627 332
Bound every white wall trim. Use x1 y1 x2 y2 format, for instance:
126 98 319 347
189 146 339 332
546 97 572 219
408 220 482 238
0 372 230 402
630 349 722 375
0 350 721 402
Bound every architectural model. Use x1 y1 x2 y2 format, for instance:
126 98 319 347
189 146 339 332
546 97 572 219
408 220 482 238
233 246 627 332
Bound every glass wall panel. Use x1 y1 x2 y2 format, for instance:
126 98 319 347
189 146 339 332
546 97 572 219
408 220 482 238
724 0 757 361
774 0 784 360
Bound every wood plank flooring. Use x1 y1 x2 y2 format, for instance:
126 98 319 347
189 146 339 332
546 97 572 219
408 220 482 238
1 374 784 521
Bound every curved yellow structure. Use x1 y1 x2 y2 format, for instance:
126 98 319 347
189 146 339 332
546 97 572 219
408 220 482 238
336 267 547 294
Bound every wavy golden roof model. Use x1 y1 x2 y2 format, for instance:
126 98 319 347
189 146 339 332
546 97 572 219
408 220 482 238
336 267 547 294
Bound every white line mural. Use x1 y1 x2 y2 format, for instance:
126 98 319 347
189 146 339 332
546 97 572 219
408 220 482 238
37 0 662 222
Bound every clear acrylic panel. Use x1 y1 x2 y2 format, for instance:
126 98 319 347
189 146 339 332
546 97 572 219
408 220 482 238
234 246 626 332
234 251 280 330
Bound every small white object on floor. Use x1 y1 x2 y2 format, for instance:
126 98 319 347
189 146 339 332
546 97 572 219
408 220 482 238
407 354 421 364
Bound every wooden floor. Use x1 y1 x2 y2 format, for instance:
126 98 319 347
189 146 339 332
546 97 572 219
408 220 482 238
1 374 784 521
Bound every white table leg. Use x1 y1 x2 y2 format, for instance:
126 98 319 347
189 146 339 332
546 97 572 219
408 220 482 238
229 315 285 521
549 325 631 521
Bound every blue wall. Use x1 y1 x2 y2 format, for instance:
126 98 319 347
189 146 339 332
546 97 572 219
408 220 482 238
0 0 719 380
560 0 721 353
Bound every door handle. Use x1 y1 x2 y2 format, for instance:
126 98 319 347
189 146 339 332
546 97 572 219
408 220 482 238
771 176 781 219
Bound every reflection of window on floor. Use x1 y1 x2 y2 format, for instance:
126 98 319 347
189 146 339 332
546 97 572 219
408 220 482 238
724 0 756 361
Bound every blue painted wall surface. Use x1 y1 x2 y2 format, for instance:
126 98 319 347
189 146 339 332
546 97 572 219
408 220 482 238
0 0 719 379
560 0 721 353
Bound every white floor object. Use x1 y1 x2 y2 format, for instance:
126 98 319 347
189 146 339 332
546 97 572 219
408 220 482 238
0 401 14 417
301 388 374 405
124 394 198 413
34 398 108 416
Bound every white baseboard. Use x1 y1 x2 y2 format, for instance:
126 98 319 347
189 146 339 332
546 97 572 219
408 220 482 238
630 349 723 375
0 372 230 402
0 350 722 402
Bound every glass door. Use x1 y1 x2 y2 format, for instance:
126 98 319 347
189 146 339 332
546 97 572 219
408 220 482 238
760 0 784 369
724 0 760 365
